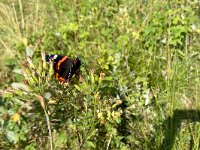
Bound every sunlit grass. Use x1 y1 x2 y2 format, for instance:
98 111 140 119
0 0 51 84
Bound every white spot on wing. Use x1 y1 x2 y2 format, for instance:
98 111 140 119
53 55 58 59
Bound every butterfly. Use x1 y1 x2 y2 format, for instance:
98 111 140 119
45 54 81 83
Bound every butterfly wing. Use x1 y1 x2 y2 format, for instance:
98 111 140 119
45 54 81 83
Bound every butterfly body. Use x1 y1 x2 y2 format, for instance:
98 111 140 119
45 54 81 83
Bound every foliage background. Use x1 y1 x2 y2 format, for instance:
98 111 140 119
0 0 200 149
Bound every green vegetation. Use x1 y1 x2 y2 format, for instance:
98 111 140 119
0 0 200 149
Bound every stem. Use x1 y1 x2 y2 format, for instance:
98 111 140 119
18 0 24 29
44 107 54 150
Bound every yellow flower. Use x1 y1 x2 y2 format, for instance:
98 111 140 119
97 112 103 119
107 110 111 120
12 113 20 125
112 111 121 120
112 100 122 108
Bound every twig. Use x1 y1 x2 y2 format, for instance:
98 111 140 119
35 95 54 150
44 107 54 150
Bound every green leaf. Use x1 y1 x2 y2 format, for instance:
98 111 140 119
55 132 67 148
68 22 79 32
79 31 89 39
11 83 31 92
74 84 82 92
6 131 19 143
26 46 34 57
135 77 146 83
86 141 96 148
12 69 23 75
25 144 36 150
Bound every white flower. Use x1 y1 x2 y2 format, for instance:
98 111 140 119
191 24 196 30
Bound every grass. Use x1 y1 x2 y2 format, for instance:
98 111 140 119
0 0 200 149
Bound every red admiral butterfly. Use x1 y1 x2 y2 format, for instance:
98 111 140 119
45 54 81 83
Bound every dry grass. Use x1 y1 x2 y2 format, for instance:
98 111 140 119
0 0 49 83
